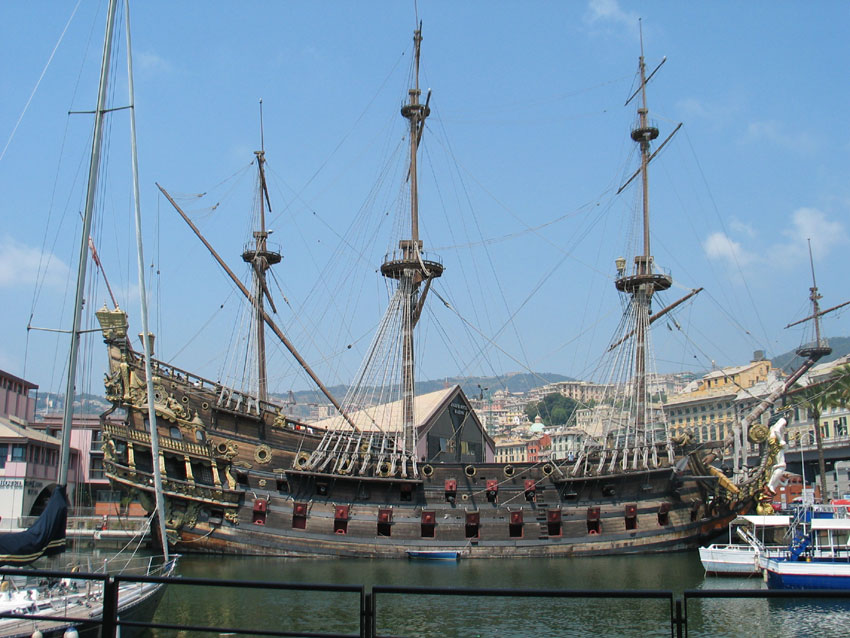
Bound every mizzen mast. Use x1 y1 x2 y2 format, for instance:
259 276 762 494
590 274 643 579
379 24 443 455
241 101 281 404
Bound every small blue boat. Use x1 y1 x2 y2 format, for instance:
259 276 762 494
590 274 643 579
761 511 850 589
406 550 461 561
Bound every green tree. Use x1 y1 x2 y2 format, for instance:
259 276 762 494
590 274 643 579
525 393 578 426
798 365 850 500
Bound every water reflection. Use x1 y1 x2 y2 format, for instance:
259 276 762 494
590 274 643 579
147 552 850 638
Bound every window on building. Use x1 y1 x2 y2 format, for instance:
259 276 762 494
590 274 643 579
0 444 7 469
90 458 105 480
11 445 26 462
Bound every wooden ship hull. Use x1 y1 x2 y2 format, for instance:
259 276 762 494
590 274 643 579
96 311 750 558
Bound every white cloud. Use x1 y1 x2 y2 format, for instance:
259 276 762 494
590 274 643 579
779 207 847 260
0 235 69 289
746 120 818 154
704 208 846 279
729 218 756 238
584 0 640 39
676 97 740 131
703 231 757 268
135 51 173 75
585 0 636 27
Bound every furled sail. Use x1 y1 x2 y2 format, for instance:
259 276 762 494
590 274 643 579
0 486 67 567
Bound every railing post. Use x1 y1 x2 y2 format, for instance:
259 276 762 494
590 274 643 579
672 598 685 638
363 591 373 638
101 576 119 638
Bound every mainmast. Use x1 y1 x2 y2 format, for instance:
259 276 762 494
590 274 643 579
614 32 672 436
241 106 281 404
380 24 443 456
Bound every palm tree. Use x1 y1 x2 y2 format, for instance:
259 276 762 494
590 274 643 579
797 365 850 500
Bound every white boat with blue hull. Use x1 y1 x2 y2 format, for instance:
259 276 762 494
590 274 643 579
699 514 791 575
762 513 850 589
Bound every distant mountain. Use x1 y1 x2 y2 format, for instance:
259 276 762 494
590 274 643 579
271 372 572 406
771 336 850 372
419 372 572 397
36 392 111 416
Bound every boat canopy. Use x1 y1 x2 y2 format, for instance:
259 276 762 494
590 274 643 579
811 518 850 530
733 515 791 527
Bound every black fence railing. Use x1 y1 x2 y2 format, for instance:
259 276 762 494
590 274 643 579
2 568 849 638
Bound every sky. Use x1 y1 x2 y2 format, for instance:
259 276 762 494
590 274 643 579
0 0 848 402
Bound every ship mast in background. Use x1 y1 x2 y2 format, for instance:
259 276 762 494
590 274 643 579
379 24 443 463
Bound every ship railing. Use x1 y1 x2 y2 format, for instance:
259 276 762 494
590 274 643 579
103 421 209 457
129 353 306 421
1 567 850 638
137 357 219 395
381 249 443 268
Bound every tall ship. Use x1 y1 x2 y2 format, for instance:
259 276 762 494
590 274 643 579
95 27 825 557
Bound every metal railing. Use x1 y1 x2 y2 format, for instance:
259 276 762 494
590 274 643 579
2 568 849 638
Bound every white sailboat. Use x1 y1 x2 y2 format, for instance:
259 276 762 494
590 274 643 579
0 0 176 635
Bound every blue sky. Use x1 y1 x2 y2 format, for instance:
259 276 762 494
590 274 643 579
1 0 848 400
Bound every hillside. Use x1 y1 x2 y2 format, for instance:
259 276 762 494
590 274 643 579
274 372 571 406
772 336 850 372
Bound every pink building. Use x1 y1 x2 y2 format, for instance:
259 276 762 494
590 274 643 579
0 369 37 423
0 369 80 528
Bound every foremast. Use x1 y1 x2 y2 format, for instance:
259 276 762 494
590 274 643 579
379 24 443 461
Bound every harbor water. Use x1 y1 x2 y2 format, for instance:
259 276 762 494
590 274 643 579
147 551 850 638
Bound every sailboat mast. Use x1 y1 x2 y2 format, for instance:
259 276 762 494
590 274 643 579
58 0 119 487
125 0 169 561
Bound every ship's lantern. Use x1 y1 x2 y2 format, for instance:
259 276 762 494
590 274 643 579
334 504 349 535
547 508 562 537
486 479 499 504
524 479 536 501
292 502 308 530
465 510 480 539
252 498 267 525
334 505 350 521
445 479 457 503
658 502 671 526
624 503 638 530
587 506 601 535
509 509 523 538
421 510 436 538
377 507 393 537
